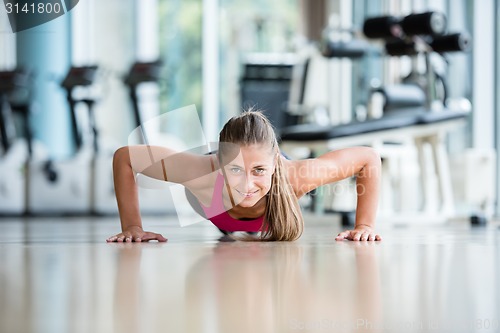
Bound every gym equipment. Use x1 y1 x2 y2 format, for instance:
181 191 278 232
280 107 468 219
286 29 374 218
0 69 30 214
61 66 99 153
470 214 488 227
240 54 300 132
370 84 427 115
124 60 163 145
62 66 119 215
279 11 471 223
123 60 175 214
363 11 470 110
26 66 99 214
363 12 447 40
320 26 374 59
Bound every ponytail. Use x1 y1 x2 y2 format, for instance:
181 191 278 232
261 153 304 241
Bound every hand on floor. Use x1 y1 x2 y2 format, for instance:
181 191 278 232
335 225 381 241
106 225 168 243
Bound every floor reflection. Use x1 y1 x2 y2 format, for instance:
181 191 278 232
182 241 382 333
1 220 499 333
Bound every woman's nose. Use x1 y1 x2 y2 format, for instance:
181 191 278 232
242 174 256 190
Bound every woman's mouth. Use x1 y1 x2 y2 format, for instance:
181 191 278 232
235 189 259 198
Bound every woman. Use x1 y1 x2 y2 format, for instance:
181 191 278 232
107 111 382 242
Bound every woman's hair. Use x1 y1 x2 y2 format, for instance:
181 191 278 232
218 110 304 241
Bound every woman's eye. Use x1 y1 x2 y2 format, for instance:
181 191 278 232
230 168 242 174
254 168 266 175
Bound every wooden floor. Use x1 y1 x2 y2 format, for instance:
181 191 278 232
0 215 499 333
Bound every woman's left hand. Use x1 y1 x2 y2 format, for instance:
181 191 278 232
335 225 382 241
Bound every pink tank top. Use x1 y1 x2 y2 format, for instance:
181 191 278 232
199 173 264 232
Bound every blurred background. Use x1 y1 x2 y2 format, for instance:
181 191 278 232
0 0 498 226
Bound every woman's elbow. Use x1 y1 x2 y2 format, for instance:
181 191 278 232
369 147 381 166
113 146 131 169
362 147 381 176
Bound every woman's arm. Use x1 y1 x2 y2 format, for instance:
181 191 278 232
106 145 215 242
285 147 382 241
127 145 215 186
107 146 167 242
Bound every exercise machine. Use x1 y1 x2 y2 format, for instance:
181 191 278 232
123 60 176 214
279 11 472 225
0 69 30 214
60 65 119 215
363 11 470 111
26 66 99 214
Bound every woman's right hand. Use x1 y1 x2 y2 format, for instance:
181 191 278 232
106 226 168 243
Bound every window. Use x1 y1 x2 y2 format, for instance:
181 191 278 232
158 0 203 139
217 0 300 123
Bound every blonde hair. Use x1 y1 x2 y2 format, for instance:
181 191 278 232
218 110 304 241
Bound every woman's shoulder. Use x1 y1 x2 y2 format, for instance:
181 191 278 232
183 156 219 184
280 156 311 198
184 170 220 205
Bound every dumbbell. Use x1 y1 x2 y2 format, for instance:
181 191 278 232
363 11 447 39
385 32 470 56
430 33 470 53
400 12 447 36
385 39 418 56
363 15 402 39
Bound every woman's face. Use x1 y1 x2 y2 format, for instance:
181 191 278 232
221 144 276 208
